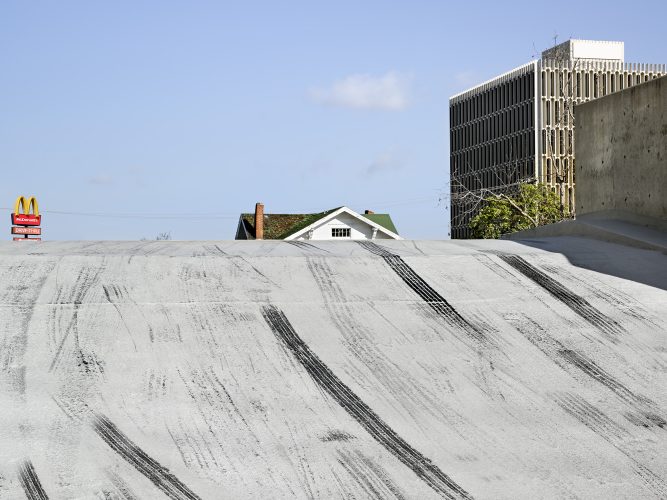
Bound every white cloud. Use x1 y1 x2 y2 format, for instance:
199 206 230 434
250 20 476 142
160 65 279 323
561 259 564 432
310 72 411 111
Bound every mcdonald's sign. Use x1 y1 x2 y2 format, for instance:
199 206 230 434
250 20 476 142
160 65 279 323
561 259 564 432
11 196 41 226
12 226 41 235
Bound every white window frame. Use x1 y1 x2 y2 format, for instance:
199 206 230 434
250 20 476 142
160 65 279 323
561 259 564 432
331 227 351 238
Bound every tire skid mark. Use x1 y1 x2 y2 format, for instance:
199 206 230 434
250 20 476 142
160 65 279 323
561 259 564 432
554 393 667 497
261 304 472 500
174 369 242 471
93 413 202 500
18 460 49 500
508 314 666 429
558 350 650 408
286 240 331 253
357 241 489 345
105 469 138 500
307 257 451 427
284 419 319 498
236 255 278 286
498 255 624 339
175 362 269 480
50 263 106 372
178 366 251 428
203 244 227 256
102 283 141 341
563 348 666 429
538 261 658 327
1 260 56 377
336 449 407 500
555 393 629 440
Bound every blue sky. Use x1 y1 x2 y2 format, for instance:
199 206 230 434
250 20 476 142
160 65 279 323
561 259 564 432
1 0 665 240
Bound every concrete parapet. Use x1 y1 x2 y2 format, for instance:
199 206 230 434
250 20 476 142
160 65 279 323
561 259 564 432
575 75 666 222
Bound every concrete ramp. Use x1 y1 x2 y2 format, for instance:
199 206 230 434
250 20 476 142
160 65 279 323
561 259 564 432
0 239 666 499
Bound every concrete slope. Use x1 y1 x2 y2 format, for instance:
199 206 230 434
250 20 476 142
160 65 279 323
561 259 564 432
504 211 667 254
0 239 665 499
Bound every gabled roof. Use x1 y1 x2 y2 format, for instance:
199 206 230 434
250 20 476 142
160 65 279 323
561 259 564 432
238 206 400 240
240 208 341 240
362 213 398 235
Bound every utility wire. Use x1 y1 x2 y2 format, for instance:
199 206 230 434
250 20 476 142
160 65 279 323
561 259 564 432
0 207 238 219
0 193 442 220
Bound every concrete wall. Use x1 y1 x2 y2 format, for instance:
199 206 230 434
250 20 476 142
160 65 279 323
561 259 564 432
575 75 667 221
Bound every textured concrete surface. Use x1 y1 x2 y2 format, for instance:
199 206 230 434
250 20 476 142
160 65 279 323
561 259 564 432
0 239 666 499
575 74 666 221
504 210 667 258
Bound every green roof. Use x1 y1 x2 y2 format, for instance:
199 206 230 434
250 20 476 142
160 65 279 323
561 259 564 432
362 213 398 234
240 207 398 239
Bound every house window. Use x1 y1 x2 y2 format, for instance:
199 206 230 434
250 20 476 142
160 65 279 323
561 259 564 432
331 228 351 238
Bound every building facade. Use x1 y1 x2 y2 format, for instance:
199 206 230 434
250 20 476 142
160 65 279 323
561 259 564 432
235 203 401 240
449 40 665 239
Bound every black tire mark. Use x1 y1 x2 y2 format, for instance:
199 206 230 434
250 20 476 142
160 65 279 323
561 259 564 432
307 257 447 425
498 255 623 338
50 263 105 372
18 460 48 500
93 414 202 500
554 393 667 497
356 241 396 258
321 429 355 442
202 244 228 256
105 469 138 500
1 260 56 387
555 393 629 440
634 464 667 499
337 449 407 500
357 241 488 344
558 350 652 408
539 262 659 327
286 240 331 253
508 314 665 429
559 348 665 429
102 284 140 351
235 256 280 287
261 304 472 500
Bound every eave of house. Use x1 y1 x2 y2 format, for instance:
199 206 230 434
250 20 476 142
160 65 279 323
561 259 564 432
284 206 402 240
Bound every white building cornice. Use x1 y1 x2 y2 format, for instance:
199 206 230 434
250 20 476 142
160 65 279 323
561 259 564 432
450 61 537 103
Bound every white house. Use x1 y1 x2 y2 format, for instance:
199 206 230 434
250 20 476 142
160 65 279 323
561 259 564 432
235 203 401 240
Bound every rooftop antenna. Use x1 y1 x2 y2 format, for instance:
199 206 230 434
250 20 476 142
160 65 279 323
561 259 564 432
531 41 539 60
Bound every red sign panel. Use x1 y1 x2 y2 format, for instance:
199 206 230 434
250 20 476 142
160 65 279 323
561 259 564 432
11 213 41 226
12 226 42 235
13 237 41 241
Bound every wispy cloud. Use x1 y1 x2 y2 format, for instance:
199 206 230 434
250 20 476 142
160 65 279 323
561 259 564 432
310 72 411 111
364 151 403 177
87 174 114 185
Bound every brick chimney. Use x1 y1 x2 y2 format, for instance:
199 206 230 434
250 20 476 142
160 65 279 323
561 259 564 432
364 209 374 214
254 203 264 240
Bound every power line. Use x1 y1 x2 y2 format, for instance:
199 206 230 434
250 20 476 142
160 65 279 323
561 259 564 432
0 193 442 221
0 208 239 220
45 210 239 220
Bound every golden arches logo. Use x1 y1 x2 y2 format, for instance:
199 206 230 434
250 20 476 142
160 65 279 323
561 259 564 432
11 195 41 227
14 196 40 217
